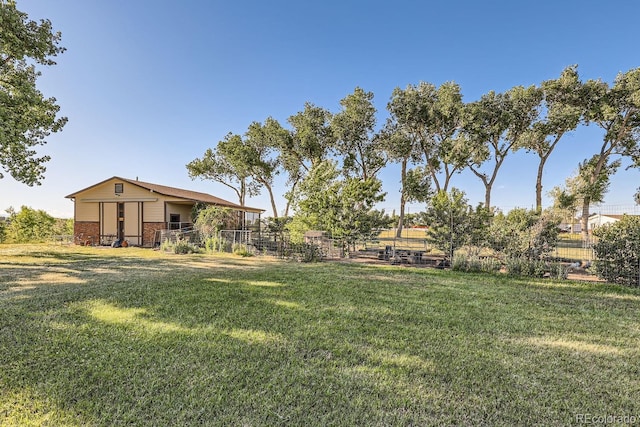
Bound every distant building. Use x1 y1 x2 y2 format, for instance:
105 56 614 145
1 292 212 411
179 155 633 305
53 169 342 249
587 214 638 231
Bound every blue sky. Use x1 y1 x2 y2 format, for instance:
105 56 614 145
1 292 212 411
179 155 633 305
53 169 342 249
3 0 640 218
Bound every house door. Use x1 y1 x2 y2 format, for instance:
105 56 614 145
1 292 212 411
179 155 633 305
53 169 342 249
118 203 125 240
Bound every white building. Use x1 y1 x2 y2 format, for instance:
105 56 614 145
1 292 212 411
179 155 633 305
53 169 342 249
587 214 632 231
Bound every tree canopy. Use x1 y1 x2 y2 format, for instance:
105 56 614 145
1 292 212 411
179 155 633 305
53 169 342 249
187 67 640 245
0 0 67 185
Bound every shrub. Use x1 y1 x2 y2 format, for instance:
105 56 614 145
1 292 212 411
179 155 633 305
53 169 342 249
504 258 524 276
592 216 640 286
161 238 200 254
160 239 174 252
423 189 489 259
232 243 253 257
204 236 231 253
194 206 236 240
52 218 74 236
489 209 560 260
451 254 501 274
452 254 481 273
286 242 323 262
505 258 546 278
173 239 200 254
3 206 56 243
204 237 216 253
548 262 569 280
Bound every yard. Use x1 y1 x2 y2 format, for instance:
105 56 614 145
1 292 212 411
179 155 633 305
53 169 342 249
1 244 639 425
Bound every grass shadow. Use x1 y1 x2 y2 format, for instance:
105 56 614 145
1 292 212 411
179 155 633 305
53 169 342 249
2 244 640 424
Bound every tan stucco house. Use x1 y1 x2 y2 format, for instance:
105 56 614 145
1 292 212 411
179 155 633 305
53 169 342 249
65 176 263 247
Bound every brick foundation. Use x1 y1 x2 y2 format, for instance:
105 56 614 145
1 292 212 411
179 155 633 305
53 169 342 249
143 222 166 247
74 221 100 246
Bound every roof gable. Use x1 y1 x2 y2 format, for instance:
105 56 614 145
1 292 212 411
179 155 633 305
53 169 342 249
66 176 264 213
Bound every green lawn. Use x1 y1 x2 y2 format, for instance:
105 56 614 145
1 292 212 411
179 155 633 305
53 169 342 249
1 244 639 425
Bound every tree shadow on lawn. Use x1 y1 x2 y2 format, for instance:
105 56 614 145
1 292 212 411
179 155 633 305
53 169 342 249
2 249 640 424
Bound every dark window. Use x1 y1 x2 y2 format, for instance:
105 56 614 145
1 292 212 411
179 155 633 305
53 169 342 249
115 183 124 194
169 214 180 230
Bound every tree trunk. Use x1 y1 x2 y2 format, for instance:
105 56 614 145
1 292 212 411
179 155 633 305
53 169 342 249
443 164 452 193
283 180 298 218
396 158 408 238
580 196 591 243
264 183 278 218
467 166 492 210
431 170 441 193
239 180 246 206
484 184 491 211
535 156 546 213
396 196 406 238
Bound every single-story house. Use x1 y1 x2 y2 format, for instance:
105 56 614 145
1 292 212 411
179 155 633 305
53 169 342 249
65 176 263 247
587 214 636 231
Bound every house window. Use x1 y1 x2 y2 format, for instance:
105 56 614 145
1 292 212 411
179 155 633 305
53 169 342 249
115 183 124 194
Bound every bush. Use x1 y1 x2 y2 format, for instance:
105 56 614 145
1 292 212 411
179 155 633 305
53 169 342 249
203 236 232 253
173 239 200 254
592 216 640 286
3 206 56 243
160 238 200 254
285 242 324 262
160 239 174 252
505 258 546 278
194 206 236 240
452 254 501 274
52 218 74 236
232 243 253 257
423 189 486 259
489 209 560 260
548 262 569 280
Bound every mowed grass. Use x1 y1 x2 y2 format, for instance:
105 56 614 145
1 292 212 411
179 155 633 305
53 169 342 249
1 244 640 425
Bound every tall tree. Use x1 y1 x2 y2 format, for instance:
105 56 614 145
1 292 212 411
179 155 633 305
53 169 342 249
463 85 542 209
576 67 640 240
186 133 260 206
332 87 386 180
387 81 467 192
279 103 335 216
239 117 286 218
1 0 67 185
517 66 584 211
377 122 431 237
188 118 286 218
